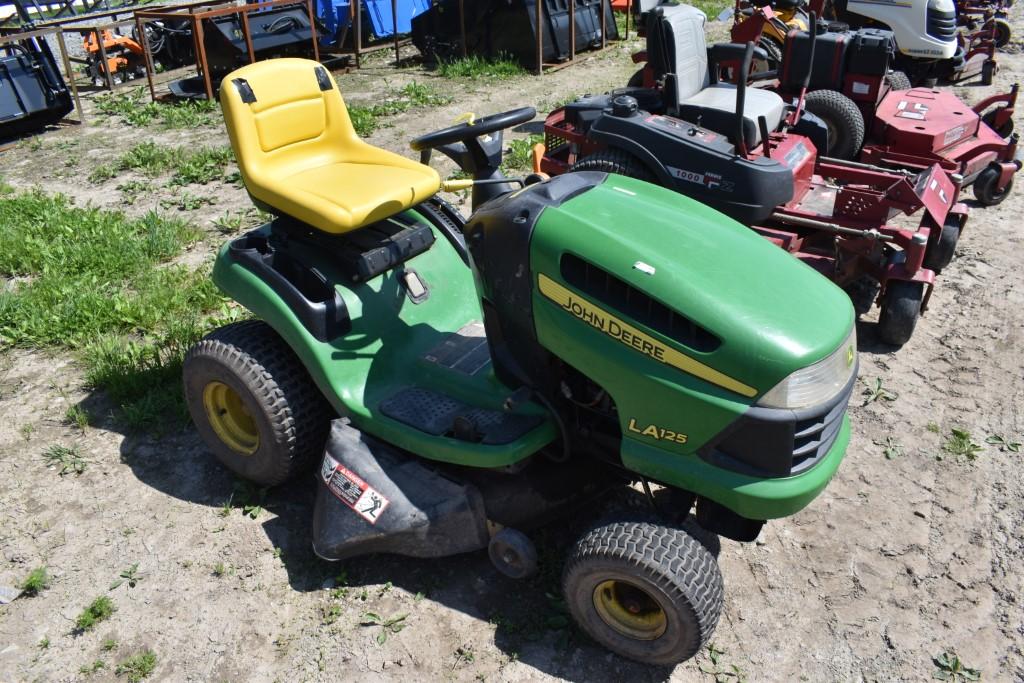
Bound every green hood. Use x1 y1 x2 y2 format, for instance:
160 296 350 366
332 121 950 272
530 172 854 395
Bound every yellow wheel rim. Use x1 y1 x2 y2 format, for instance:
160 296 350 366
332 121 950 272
593 579 667 641
202 381 259 455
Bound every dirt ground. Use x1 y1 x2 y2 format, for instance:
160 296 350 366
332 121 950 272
1 11 1023 683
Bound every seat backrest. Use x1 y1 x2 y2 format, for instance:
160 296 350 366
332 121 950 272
648 5 710 107
220 58 358 183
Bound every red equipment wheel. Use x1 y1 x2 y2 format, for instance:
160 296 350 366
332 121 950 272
973 163 1013 206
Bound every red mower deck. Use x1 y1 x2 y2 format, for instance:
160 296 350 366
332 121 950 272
862 86 1021 202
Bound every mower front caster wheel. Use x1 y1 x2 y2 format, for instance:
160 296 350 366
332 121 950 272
981 60 996 86
877 280 925 347
563 520 723 665
922 219 961 274
488 528 538 579
183 320 333 487
973 163 1013 206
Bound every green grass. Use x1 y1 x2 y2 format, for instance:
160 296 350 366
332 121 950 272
75 596 116 632
89 142 235 186
115 650 157 682
942 428 984 461
94 89 220 129
0 190 225 430
20 566 50 596
436 55 526 80
43 444 87 476
348 82 454 137
501 135 545 173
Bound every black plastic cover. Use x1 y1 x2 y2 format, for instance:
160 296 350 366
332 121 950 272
846 28 895 77
782 31 849 91
586 107 794 225
411 0 619 69
228 230 351 342
698 361 857 478
464 172 603 392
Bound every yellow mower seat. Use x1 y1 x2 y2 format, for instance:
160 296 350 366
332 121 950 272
220 58 440 234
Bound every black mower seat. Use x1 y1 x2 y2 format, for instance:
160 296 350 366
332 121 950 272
652 4 785 147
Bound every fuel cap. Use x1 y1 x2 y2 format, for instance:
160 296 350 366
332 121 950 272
611 95 639 118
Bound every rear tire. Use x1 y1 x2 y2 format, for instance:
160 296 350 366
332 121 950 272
183 320 333 486
922 219 960 274
877 280 924 347
563 520 723 665
886 70 912 91
973 163 1013 206
988 17 1011 48
627 68 645 88
570 148 656 183
757 36 784 71
804 89 865 160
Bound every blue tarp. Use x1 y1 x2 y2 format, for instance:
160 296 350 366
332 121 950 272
317 0 430 43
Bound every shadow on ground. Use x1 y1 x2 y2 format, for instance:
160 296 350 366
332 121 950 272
101 415 679 682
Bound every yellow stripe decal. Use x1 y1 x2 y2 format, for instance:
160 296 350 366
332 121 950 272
537 274 757 398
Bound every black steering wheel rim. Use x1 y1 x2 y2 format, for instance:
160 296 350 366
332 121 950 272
409 106 536 152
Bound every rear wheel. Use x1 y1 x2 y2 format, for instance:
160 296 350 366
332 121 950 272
563 520 723 665
973 163 1013 205
627 68 645 88
804 89 865 160
570 148 656 183
756 36 784 72
886 70 912 91
877 280 925 347
183 320 333 486
923 219 961 274
987 17 1011 48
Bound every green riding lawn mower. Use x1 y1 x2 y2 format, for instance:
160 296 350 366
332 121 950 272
183 58 859 665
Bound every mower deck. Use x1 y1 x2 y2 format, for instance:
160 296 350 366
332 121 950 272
862 86 1021 186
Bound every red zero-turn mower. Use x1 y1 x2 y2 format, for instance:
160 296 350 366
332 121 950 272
542 4 964 346
728 14 1022 208
783 24 1020 205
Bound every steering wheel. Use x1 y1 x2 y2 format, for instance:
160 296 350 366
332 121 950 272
409 107 536 152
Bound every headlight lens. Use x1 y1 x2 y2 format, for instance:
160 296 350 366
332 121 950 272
757 327 857 410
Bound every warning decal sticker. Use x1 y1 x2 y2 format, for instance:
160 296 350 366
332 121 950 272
320 454 391 524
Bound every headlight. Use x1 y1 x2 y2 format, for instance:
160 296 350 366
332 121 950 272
757 327 857 410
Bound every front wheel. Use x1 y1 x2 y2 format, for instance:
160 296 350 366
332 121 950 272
922 219 960 274
804 89 865 160
981 59 996 86
877 280 925 347
973 163 1013 205
563 520 723 665
183 320 333 486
